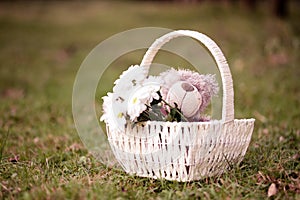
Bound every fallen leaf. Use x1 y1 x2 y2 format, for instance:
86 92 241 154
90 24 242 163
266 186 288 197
55 49 69 63
287 183 300 193
268 52 288 66
253 143 260 148
33 137 39 144
1 88 24 99
253 111 267 123
65 143 83 152
56 116 65 124
10 105 17 116
262 128 269 135
11 173 17 179
292 153 300 160
0 182 9 191
268 183 277 197
279 136 285 142
256 174 264 184
9 155 19 163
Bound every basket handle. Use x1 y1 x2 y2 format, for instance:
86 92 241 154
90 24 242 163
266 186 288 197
140 30 234 123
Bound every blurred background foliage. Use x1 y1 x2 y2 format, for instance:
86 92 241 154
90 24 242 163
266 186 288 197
0 0 299 199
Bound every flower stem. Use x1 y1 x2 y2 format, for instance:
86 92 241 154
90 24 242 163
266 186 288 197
160 99 189 122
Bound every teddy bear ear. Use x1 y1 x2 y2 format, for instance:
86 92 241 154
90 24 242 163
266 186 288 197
181 82 194 92
203 74 219 96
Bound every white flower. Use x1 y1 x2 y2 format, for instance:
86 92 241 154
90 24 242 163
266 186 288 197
100 92 113 123
113 65 147 94
101 65 148 130
127 83 160 121
127 97 147 121
143 75 163 85
100 92 126 132
101 65 163 129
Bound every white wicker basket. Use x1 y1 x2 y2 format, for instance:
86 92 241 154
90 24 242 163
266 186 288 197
106 30 255 182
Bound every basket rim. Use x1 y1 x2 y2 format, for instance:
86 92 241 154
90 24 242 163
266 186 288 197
130 118 255 126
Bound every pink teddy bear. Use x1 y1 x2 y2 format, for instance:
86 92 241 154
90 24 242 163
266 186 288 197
160 68 219 122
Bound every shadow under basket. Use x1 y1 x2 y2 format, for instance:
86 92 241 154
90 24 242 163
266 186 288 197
106 30 255 182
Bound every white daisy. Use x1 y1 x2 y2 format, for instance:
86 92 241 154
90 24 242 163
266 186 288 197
101 65 164 130
127 83 160 121
113 65 147 94
100 92 126 132
143 75 163 85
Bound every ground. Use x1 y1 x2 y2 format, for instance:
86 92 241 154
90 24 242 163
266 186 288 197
0 1 299 199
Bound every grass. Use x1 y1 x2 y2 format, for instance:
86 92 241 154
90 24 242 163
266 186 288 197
0 1 299 199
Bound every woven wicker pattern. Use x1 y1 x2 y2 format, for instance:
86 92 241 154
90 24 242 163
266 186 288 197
106 30 255 182
108 119 254 181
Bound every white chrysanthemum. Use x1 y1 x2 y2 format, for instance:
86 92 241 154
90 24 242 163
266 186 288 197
101 65 164 128
101 65 147 130
143 75 163 85
113 65 147 94
100 92 113 123
127 84 160 121
100 93 126 132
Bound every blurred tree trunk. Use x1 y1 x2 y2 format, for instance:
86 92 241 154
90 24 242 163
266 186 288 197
244 0 257 10
168 0 289 19
174 0 202 2
273 0 289 18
